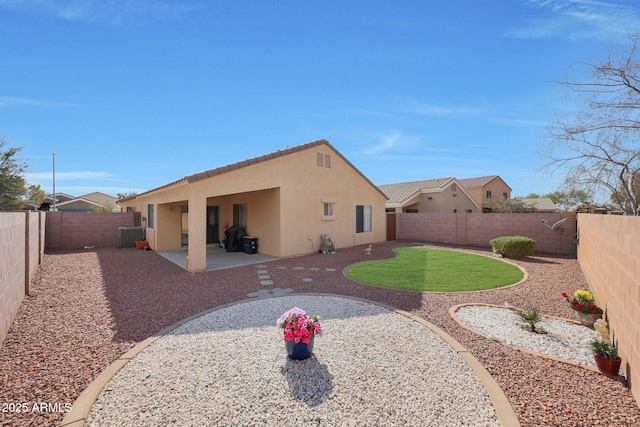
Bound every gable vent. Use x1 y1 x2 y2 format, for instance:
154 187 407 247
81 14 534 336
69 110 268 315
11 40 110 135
316 152 332 168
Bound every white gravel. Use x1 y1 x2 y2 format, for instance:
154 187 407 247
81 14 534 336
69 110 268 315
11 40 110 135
86 295 500 426
455 305 597 368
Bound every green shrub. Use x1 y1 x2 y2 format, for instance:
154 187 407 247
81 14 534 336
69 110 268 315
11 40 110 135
490 236 536 259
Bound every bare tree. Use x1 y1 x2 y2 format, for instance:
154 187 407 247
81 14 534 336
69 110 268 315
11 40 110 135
546 35 640 215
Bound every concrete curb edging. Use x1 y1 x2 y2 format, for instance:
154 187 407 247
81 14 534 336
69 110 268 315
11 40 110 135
63 294 521 427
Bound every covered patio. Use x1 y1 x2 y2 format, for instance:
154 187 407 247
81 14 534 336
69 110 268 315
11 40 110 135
158 246 278 271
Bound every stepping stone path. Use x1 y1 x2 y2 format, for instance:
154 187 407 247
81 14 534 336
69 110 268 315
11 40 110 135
247 264 338 297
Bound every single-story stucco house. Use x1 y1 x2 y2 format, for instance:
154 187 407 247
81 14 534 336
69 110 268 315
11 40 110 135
521 197 561 213
379 177 480 213
117 139 387 271
40 191 120 212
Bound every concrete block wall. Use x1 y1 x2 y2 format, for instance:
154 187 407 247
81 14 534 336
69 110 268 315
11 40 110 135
397 211 577 256
0 211 44 349
577 214 640 404
45 212 138 250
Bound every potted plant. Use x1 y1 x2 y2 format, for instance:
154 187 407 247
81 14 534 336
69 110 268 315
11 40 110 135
591 339 622 377
562 290 603 327
276 307 322 360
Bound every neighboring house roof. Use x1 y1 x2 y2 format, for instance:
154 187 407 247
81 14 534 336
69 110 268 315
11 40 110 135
77 192 118 206
458 175 513 191
43 192 75 204
43 192 118 211
378 177 480 208
521 197 559 212
56 198 105 209
378 177 455 205
122 139 388 201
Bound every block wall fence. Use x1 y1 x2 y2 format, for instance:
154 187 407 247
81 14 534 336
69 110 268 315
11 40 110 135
577 214 640 404
2 211 639 404
45 211 138 250
1 211 138 349
0 211 45 349
394 211 578 256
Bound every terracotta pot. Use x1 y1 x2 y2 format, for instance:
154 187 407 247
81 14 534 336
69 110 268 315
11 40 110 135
575 311 602 327
135 241 147 250
594 355 622 376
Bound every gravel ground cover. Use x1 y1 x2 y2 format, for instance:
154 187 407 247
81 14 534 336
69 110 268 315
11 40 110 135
1 242 640 426
455 305 598 369
86 295 500 426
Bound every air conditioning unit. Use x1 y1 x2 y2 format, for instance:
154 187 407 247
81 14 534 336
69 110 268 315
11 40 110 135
118 226 143 249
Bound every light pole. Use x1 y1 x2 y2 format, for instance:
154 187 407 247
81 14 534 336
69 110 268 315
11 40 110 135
52 152 56 211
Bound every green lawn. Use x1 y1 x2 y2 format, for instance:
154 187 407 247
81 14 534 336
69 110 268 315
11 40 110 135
346 247 524 292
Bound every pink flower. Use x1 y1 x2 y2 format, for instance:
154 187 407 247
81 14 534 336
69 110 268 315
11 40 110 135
277 307 322 342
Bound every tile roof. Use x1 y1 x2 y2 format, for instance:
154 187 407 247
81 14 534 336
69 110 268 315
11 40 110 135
457 175 499 188
378 177 455 204
123 139 387 200
521 197 558 211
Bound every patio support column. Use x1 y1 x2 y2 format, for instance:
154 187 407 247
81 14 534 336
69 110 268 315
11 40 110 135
187 195 207 272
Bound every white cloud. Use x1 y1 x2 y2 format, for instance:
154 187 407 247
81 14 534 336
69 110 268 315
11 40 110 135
394 99 483 118
363 133 402 155
506 0 640 41
26 170 113 181
0 0 199 25
362 132 425 156
0 96 79 108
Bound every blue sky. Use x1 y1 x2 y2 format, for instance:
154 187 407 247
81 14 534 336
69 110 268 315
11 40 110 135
1 0 639 199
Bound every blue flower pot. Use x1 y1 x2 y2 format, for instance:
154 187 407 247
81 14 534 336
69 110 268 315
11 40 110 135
285 337 315 360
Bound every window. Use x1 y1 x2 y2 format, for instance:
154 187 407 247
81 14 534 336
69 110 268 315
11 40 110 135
466 209 473 213
486 191 492 199
233 203 247 228
147 204 155 228
324 203 334 216
503 192 508 200
405 208 418 213
356 205 372 233
453 209 457 213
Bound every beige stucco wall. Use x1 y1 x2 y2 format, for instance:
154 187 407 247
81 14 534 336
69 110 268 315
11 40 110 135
402 186 479 213
466 177 512 208
208 188 281 257
118 142 386 270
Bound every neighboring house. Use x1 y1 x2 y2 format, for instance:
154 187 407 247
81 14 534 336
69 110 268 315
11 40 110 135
117 139 387 272
378 177 480 213
458 175 512 212
41 192 119 212
521 197 560 213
